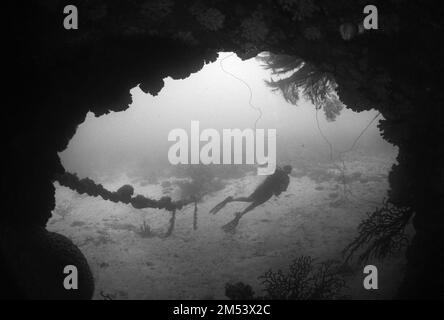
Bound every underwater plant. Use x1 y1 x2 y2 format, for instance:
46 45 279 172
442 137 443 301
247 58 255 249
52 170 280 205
136 220 154 238
257 53 344 121
225 256 346 300
343 199 413 263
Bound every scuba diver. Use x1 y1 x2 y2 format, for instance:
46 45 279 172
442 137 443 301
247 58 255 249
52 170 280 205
210 165 292 233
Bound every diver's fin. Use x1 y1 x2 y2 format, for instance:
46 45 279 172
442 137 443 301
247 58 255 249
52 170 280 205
210 196 233 214
221 212 242 233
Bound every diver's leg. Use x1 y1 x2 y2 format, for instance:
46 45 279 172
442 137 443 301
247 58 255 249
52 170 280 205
221 201 260 233
210 196 253 214
221 193 273 233
210 196 234 214
231 197 252 202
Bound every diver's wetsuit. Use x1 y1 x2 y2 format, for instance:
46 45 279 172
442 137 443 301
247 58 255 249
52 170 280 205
210 166 292 232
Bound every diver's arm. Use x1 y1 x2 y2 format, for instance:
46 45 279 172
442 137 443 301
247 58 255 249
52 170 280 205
282 176 290 191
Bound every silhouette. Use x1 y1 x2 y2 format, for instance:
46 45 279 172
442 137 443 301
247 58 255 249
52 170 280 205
210 165 292 233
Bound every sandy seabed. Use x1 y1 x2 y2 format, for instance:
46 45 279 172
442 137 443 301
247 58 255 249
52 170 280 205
48 151 409 300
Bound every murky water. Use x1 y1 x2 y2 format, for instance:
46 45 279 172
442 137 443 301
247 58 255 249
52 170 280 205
49 53 404 299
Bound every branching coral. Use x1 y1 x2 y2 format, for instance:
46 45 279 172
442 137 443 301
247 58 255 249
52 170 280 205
225 256 346 300
343 199 413 264
259 256 346 299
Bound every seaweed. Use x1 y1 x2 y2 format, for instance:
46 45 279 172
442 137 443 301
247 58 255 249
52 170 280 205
136 220 154 238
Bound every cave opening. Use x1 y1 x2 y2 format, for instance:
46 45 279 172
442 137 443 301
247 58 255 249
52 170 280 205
47 52 403 300
5 0 444 302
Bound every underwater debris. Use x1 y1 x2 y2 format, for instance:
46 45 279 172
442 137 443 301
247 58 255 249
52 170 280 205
225 256 346 300
56 172 200 236
164 210 176 238
343 199 413 263
193 200 198 230
56 172 195 211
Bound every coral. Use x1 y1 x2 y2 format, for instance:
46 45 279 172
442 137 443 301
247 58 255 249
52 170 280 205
259 256 345 300
343 199 413 263
225 256 346 300
258 53 343 121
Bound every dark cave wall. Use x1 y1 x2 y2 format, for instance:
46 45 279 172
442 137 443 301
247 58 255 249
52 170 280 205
3 0 443 298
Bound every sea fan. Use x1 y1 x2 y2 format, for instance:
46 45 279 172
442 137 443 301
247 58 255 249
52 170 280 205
343 199 413 263
225 256 346 300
